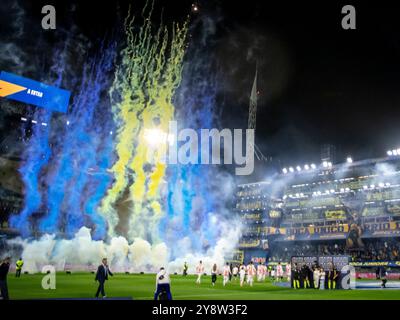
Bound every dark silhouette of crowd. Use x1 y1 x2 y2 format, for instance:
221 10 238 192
268 238 400 262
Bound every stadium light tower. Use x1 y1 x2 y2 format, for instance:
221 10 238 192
247 66 268 161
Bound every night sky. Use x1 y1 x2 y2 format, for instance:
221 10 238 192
5 0 400 174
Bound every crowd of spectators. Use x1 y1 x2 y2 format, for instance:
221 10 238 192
349 239 400 261
268 239 400 262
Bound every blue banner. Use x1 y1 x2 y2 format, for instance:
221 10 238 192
0 71 70 113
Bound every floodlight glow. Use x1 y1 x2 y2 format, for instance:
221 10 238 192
328 162 333 167
289 167 294 173
310 163 316 169
330 189 335 193
393 150 398 156
363 185 368 190
143 128 168 147
386 182 391 186
346 157 353 163
370 184 375 189
322 161 328 168
282 168 288 174
397 149 400 155
379 182 385 188
167 133 175 145
387 150 393 156
345 188 350 192
304 164 310 170
340 188 345 192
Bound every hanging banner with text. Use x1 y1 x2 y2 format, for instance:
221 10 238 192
0 71 70 113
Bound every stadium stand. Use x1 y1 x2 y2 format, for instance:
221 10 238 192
236 156 400 266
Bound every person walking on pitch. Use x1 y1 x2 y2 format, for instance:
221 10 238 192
232 264 239 281
15 258 24 278
95 258 113 298
0 257 11 300
239 265 246 287
183 262 188 276
154 267 172 300
222 263 231 286
276 262 284 282
211 264 218 286
246 261 256 287
196 260 204 284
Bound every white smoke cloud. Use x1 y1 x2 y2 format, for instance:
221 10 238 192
7 216 241 275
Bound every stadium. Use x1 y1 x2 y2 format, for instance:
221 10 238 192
1 0 400 303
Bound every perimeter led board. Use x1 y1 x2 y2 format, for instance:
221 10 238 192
0 71 70 113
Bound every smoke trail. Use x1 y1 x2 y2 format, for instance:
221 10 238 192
127 19 188 242
161 12 242 259
9 40 70 237
100 6 188 241
40 42 116 237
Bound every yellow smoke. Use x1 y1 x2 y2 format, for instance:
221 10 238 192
100 6 188 241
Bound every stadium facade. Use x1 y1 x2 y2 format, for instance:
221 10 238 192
236 154 400 271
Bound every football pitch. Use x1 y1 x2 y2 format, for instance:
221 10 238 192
6 273 400 300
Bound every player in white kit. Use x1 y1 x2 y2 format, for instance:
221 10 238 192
261 263 267 281
239 265 246 287
271 267 275 281
286 263 291 282
257 263 264 282
246 261 256 286
232 265 239 281
222 262 231 286
196 260 204 284
276 262 284 282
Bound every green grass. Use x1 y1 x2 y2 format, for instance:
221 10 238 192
6 273 400 300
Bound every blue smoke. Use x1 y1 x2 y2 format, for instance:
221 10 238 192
162 32 225 257
40 43 116 238
9 44 66 237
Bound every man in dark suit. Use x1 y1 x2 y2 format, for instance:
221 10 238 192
0 257 11 300
95 258 113 298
